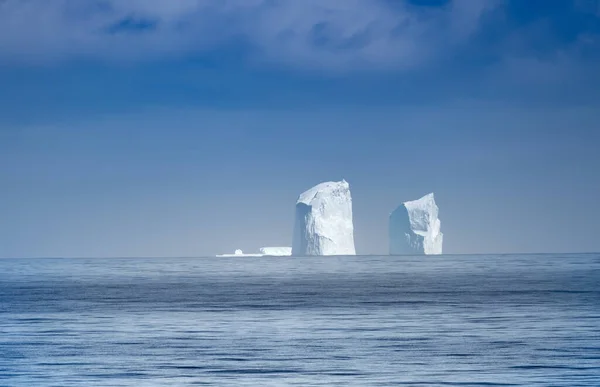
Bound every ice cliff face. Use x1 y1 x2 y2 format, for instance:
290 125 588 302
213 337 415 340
292 180 356 256
389 193 443 255
259 247 292 256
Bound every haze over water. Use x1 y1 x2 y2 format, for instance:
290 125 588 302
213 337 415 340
1 254 598 386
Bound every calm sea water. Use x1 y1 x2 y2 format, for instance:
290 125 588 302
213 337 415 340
0 254 599 386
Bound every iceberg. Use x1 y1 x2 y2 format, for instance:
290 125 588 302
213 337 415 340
389 193 443 255
292 180 356 256
259 247 292 256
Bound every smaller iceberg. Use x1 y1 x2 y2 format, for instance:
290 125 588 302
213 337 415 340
389 193 443 255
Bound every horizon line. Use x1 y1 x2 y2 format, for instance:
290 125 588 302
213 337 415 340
1 252 598 259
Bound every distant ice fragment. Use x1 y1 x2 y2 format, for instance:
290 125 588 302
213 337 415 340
216 247 292 257
292 180 356 256
259 247 292 256
216 249 263 257
389 193 443 255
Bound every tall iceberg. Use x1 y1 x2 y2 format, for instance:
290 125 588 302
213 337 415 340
292 180 356 256
389 193 443 255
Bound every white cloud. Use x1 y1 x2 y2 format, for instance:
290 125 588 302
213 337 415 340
0 0 498 70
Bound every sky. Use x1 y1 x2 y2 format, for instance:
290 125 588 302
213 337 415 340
1 0 600 257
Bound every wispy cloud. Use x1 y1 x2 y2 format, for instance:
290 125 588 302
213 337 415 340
0 0 499 70
0 0 599 77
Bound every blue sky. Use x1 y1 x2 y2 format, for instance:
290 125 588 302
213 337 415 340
1 0 599 257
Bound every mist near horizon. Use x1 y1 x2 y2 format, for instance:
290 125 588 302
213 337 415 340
2 103 599 258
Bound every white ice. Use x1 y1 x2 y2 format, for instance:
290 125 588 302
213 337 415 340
259 247 292 256
216 249 264 257
389 193 443 255
292 180 356 256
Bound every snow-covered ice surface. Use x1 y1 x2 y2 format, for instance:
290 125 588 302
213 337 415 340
292 180 356 256
389 193 443 255
259 247 292 256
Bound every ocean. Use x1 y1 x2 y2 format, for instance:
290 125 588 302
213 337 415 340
1 254 599 386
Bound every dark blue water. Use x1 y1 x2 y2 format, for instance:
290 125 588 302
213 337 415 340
1 254 599 386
